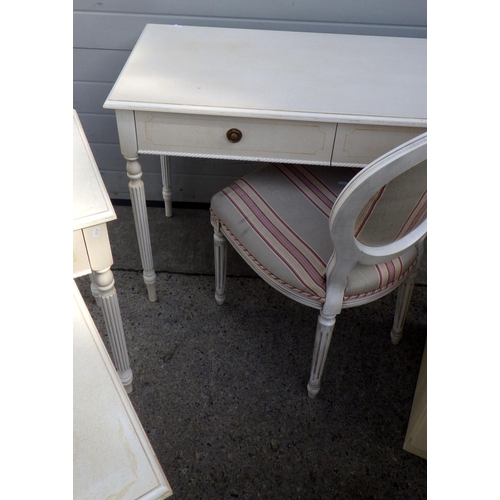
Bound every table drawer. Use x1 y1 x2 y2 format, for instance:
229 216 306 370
135 112 337 165
332 124 425 166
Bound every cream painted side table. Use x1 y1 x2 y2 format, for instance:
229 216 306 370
73 109 133 392
104 24 427 301
73 281 173 499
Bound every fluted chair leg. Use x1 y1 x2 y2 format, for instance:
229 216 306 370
307 311 337 399
391 272 417 345
213 227 228 305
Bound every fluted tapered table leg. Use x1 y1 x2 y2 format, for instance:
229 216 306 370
92 268 133 393
82 223 133 393
126 156 157 302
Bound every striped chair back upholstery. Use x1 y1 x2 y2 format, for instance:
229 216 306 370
354 160 427 247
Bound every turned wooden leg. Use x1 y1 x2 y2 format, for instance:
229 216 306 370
92 268 133 393
212 218 228 305
126 155 157 302
160 155 173 218
391 272 417 345
90 275 102 308
307 311 336 399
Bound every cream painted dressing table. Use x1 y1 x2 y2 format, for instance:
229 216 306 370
73 110 133 392
104 24 427 301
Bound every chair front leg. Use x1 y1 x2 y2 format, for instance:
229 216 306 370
213 222 228 305
307 311 337 399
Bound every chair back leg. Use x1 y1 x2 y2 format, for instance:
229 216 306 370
391 271 417 345
391 236 425 344
213 225 228 305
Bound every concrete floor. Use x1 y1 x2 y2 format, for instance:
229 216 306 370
76 203 427 499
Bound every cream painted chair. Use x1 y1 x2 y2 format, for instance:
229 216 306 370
210 133 427 398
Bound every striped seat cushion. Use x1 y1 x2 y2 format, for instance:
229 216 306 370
210 164 420 305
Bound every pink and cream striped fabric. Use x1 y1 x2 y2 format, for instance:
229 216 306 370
221 177 328 298
211 163 424 305
354 160 427 245
272 163 340 218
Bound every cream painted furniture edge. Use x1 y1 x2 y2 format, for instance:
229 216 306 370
73 282 173 499
104 24 427 301
73 109 134 392
403 340 427 459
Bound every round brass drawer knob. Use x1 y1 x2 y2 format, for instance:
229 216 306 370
227 128 242 143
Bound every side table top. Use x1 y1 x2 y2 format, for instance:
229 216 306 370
73 110 115 230
73 281 172 499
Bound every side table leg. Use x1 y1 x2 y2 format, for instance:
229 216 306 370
160 155 173 218
126 155 157 302
90 274 102 308
92 268 133 393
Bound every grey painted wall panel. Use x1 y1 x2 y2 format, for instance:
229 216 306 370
74 0 426 28
73 82 115 114
78 113 120 144
101 166 260 202
74 12 425 50
74 48 130 82
73 2 426 202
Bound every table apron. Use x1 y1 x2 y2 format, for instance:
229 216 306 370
133 111 425 168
